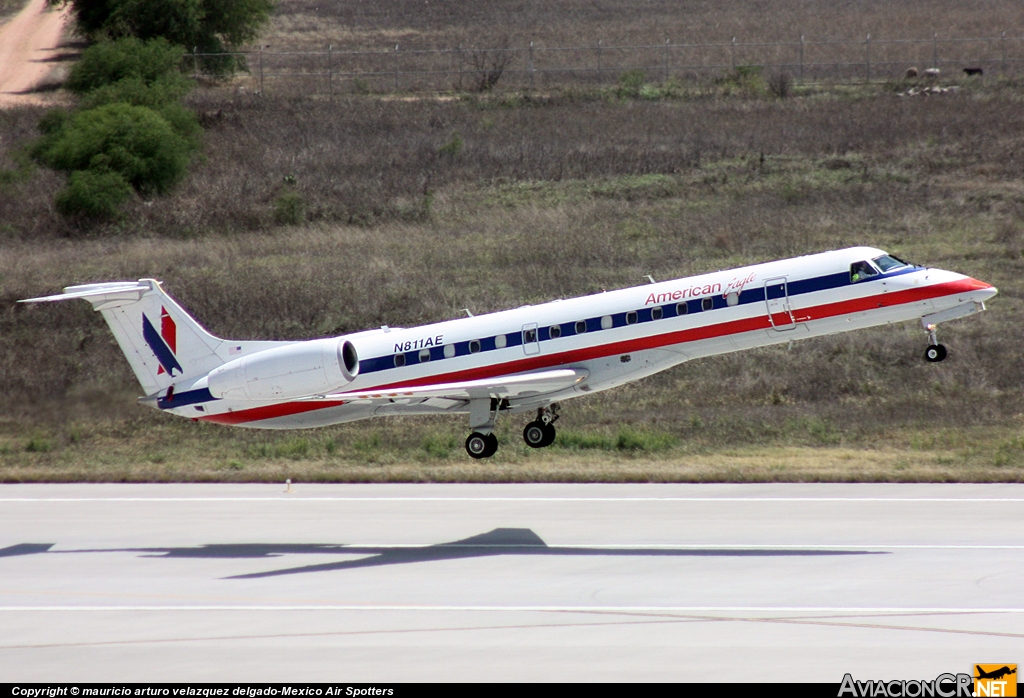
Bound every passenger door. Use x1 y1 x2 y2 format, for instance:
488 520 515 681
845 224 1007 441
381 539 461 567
764 277 796 330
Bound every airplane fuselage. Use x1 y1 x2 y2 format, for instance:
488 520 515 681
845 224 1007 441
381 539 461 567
150 246 995 431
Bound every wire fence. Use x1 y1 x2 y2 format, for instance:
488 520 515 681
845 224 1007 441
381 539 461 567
189 33 1024 95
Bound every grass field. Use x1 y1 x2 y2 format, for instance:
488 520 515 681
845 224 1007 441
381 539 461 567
1 1 1023 482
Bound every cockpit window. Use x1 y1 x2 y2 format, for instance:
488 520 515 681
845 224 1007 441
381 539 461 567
872 254 909 273
850 260 879 283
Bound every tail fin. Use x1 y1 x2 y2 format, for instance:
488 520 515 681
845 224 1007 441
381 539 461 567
20 279 284 396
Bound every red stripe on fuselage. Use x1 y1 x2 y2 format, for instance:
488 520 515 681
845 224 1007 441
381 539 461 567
201 278 982 426
201 399 347 425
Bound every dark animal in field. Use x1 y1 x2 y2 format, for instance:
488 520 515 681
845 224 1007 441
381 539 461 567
906 67 919 78
963 67 984 76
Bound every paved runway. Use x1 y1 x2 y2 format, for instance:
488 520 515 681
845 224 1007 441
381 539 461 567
1 483 1022 682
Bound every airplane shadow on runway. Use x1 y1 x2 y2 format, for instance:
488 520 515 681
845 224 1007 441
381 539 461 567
1 528 886 579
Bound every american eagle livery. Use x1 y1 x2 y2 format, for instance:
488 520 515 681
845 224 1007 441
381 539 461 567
21 247 996 459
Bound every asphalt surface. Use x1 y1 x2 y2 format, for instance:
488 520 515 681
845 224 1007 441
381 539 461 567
1 483 1022 681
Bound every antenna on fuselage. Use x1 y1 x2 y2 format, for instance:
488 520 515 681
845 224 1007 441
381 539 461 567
645 275 656 284
463 308 474 317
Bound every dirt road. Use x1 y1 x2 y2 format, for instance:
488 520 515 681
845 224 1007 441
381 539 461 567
0 0 71 107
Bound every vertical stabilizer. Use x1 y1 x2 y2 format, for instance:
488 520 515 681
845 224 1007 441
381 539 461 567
20 280 226 395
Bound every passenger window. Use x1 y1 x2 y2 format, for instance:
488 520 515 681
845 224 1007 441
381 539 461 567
652 306 663 320
726 292 739 307
626 311 638 325
469 339 481 353
550 325 562 338
850 261 879 283
444 344 455 359
495 334 507 349
418 349 430 363
601 315 613 330
676 302 688 316
394 353 406 367
702 297 713 311
523 328 537 343
575 320 587 334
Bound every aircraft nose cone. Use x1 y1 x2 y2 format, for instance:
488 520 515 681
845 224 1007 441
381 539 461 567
967 278 998 301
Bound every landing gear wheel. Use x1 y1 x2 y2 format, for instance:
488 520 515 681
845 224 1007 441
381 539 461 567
523 421 557 448
466 432 498 459
924 344 947 363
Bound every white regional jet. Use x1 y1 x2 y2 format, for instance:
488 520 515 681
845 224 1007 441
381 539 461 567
21 247 996 458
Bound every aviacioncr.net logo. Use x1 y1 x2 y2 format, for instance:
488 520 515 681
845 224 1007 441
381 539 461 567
839 673 974 698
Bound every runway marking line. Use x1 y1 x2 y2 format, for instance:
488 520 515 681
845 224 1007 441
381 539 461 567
2 605 1023 612
24 540 1024 544
2 497 1024 502
1 609 1021 651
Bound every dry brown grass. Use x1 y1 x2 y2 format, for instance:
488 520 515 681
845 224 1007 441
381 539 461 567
3 6 1024 481
265 0 1024 51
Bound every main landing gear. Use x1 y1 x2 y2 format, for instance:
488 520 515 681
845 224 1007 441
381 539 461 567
465 432 498 459
523 405 559 449
923 323 948 363
463 402 560 459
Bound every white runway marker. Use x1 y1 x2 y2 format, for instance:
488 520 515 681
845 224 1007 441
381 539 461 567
1 605 1024 613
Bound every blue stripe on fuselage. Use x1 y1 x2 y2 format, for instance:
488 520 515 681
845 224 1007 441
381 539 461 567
169 265 921 409
357 266 917 376
158 387 214 410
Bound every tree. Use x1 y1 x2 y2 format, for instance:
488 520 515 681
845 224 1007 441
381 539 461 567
52 0 275 72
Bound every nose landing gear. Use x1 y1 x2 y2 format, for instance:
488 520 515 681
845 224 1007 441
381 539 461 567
923 323 947 363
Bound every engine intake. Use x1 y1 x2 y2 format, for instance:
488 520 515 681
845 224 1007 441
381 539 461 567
207 338 359 401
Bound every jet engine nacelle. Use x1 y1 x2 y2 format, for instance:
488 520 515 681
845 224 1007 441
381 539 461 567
207 337 359 401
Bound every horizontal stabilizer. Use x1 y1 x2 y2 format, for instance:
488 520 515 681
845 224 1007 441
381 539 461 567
19 281 154 308
315 368 588 402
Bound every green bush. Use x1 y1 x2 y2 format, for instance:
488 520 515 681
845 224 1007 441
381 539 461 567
80 74 194 110
65 37 186 94
617 70 646 98
438 132 463 157
55 168 133 218
34 102 197 195
273 188 306 225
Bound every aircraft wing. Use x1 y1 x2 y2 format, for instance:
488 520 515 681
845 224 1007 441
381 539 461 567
314 368 588 402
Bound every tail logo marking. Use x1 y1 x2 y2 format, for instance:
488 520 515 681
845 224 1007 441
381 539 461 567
143 307 183 377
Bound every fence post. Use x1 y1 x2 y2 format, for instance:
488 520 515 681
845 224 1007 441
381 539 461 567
865 33 871 82
458 44 463 90
731 36 736 70
529 41 535 88
394 44 400 92
932 32 938 70
259 45 264 95
328 45 333 96
597 40 602 84
192 46 198 80
1001 31 1007 74
664 39 670 82
799 34 804 83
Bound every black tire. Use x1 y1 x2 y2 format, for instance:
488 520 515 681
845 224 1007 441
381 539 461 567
924 344 947 363
466 432 492 459
523 421 547 448
524 421 557 448
539 422 557 447
483 432 499 458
